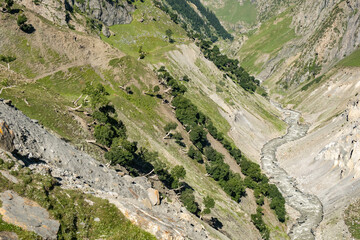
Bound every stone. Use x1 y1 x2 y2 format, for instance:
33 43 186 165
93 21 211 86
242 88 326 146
0 232 18 240
0 191 60 240
0 121 15 152
102 26 111 38
94 217 100 222
0 170 19 184
147 188 160 206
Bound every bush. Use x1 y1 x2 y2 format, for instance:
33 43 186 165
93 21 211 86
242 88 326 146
251 207 270 240
189 126 208 151
17 14 27 26
180 188 199 215
187 146 203 163
204 147 224 162
171 165 186 180
94 124 115 147
222 174 246 202
164 122 178 133
105 140 137 166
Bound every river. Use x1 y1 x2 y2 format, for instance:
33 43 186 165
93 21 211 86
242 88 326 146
261 106 323 240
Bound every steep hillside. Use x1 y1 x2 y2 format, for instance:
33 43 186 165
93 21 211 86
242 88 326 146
0 0 294 239
204 0 360 239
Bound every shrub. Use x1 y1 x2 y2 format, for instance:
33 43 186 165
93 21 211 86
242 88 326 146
180 189 199 215
187 146 203 163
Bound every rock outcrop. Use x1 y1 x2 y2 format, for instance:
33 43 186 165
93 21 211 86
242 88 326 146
18 0 133 27
0 232 18 240
0 100 210 240
0 190 60 239
0 121 15 153
72 0 133 26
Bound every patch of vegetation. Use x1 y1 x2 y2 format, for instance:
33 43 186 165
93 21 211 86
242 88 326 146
101 0 187 63
213 0 257 25
338 47 360 67
187 0 233 40
238 11 296 73
345 200 360 239
301 75 324 91
198 40 259 93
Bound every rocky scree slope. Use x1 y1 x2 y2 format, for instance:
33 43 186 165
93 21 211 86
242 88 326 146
0 100 210 240
18 0 133 28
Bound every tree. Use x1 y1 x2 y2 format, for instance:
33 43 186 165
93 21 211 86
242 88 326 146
181 75 190 82
138 46 147 59
204 147 224 162
189 126 208 151
202 195 215 214
187 146 203 163
164 122 178 133
153 85 160 92
180 188 199 215
105 139 138 166
222 174 246 202
165 29 174 43
17 14 27 26
171 165 186 179
17 14 35 33
82 82 109 109
94 124 115 147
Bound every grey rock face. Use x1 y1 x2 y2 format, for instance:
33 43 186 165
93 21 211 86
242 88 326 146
0 190 60 239
72 0 133 26
0 121 15 152
0 100 210 240
18 0 133 27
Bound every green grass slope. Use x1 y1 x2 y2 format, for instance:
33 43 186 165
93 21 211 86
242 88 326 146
237 10 297 74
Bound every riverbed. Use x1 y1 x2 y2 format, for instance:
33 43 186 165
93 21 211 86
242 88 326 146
261 107 323 240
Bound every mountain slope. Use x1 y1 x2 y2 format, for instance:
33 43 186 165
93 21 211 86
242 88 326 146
0 0 292 239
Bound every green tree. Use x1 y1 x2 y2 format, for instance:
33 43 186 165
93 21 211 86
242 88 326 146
164 122 178 133
202 195 215 214
171 165 186 179
82 82 110 109
17 14 27 26
153 85 160 92
105 140 138 166
187 146 203 163
180 189 199 215
189 126 207 151
222 174 246 202
204 147 224 162
165 29 174 43
94 124 115 147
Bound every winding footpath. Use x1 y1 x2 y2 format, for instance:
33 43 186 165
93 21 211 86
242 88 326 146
261 106 323 240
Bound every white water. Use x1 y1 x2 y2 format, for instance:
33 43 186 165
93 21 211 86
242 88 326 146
261 107 323 239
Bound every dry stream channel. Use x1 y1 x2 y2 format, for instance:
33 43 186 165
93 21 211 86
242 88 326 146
261 105 323 240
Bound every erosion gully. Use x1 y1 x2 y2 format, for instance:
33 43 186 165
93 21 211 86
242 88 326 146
260 104 323 240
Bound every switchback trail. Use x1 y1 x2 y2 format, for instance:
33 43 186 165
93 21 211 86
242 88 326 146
261 105 323 240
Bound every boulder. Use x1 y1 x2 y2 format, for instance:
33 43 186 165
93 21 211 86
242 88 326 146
147 188 160 206
0 232 18 240
0 191 60 240
102 26 111 38
0 121 15 152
